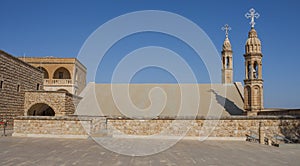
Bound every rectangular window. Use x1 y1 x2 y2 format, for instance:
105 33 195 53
59 72 63 79
37 83 40 90
17 84 20 92
0 80 3 90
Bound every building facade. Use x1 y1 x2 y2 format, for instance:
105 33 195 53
0 51 44 126
19 57 86 95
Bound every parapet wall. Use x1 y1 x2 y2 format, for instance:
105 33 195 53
13 116 300 140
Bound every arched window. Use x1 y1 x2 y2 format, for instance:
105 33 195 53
53 67 71 79
37 67 49 79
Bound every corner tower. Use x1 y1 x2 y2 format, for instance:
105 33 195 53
244 8 264 116
221 24 233 84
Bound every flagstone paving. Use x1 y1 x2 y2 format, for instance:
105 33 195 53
0 137 299 166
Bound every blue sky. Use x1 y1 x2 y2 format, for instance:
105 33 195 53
1 0 300 108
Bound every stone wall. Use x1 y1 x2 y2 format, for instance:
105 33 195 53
0 51 43 126
13 116 300 141
24 91 82 116
259 109 300 116
12 116 102 138
106 117 299 140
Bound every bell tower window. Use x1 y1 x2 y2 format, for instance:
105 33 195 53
226 57 230 69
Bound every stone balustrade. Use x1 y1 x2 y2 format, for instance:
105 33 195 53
44 79 73 85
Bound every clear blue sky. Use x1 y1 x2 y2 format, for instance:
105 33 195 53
1 0 300 109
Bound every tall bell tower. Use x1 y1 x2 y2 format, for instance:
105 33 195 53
244 8 264 116
221 24 233 84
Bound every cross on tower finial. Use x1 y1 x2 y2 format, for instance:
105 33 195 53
245 8 260 28
221 24 231 38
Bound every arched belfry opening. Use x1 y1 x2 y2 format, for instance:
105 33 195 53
253 62 258 79
53 67 71 79
226 57 230 69
27 103 55 116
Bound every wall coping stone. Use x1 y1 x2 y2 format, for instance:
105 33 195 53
14 115 300 121
24 90 82 99
106 115 300 120
14 116 92 121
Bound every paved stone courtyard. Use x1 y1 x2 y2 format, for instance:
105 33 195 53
0 137 299 166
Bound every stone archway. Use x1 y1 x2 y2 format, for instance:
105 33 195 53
27 103 55 116
37 66 49 79
53 67 71 79
57 89 69 93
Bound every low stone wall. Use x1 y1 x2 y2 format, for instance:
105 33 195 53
107 116 300 140
259 109 300 116
13 116 106 138
13 116 300 141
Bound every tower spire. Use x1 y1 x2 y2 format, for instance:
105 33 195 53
243 8 264 116
221 24 233 84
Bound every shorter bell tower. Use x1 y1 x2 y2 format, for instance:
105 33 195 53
221 24 233 84
244 8 264 116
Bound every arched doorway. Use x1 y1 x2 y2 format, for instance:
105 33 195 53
27 103 55 116
53 67 71 79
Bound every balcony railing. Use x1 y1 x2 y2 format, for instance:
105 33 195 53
44 79 73 85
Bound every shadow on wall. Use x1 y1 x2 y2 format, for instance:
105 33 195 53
209 89 244 115
280 120 300 143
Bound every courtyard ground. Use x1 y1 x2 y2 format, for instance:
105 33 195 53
0 136 299 166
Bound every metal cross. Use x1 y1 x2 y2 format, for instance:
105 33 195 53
245 8 260 28
221 24 231 38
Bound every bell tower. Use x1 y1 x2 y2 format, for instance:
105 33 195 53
221 24 233 84
244 8 264 116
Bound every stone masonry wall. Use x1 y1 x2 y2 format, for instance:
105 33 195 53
65 93 82 115
13 116 300 140
0 51 43 126
13 116 94 138
24 91 82 116
107 117 300 139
